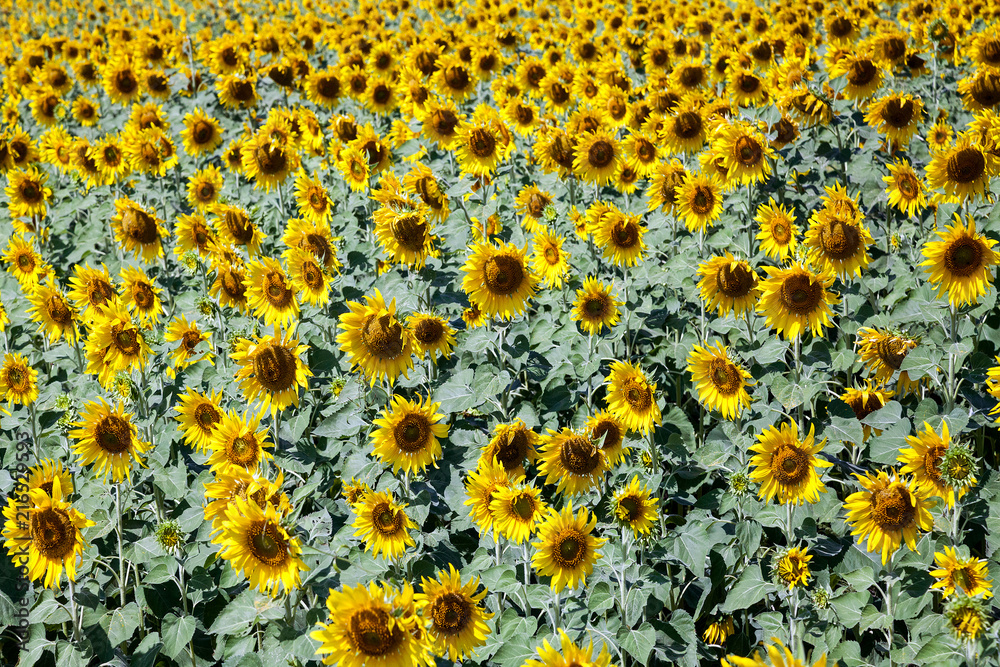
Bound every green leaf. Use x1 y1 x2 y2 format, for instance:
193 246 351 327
131 632 163 667
435 368 481 413
160 613 196 661
830 591 869 626
720 564 774 612
589 581 616 614
209 590 258 635
861 400 903 429
672 516 727 577
106 602 141 646
915 635 961 664
619 621 656 665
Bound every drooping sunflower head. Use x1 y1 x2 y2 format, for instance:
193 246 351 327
930 545 994 600
841 382 893 441
481 419 539 476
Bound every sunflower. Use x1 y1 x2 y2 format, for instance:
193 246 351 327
207 409 273 474
898 420 976 508
612 476 659 537
538 427 608 496
373 205 434 270
864 93 925 148
830 53 883 100
231 326 312 415
119 265 163 327
489 481 547 545
110 197 166 263
571 277 622 336
242 132 299 192
461 241 537 321
174 387 225 454
925 133 999 203
352 489 417 560
71 97 99 126
855 327 922 395
930 546 993 599
291 171 333 225
676 171 724 232
6 166 51 218
530 229 571 289
465 457 516 534
454 117 507 178
804 210 874 280
755 199 800 260
216 73 259 109
573 130 620 185
480 420 540 477
181 108 223 156
757 264 838 340
407 313 456 363
711 120 775 186
2 477 93 589
371 394 448 476
660 102 708 154
402 164 450 222
103 57 143 104
163 315 213 378
587 410 629 465
210 261 249 312
697 254 760 317
525 629 614 667
920 214 999 306
843 471 934 564
310 581 431 667
216 496 306 596
283 249 329 307
4 233 50 287
687 342 754 421
604 361 661 435
750 421 831 505
0 353 38 406
531 503 605 592
842 383 893 441
703 617 735 646
408 564 494 662
204 470 290 530
958 68 1000 112
213 204 263 257
883 160 928 217
337 290 415 386
27 280 77 345
70 398 150 482
83 300 149 387
775 547 812 589
592 210 646 267
282 217 340 270
243 257 299 328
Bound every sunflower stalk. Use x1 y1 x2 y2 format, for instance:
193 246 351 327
29 401 39 460
116 482 128 607
947 305 958 414
68 577 80 643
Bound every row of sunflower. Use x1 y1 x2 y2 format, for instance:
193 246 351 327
1 0 1000 666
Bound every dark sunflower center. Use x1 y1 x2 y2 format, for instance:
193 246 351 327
133 283 155 309
830 17 853 37
349 608 403 657
623 377 653 411
122 207 159 244
468 128 497 158
716 263 754 297
483 255 525 296
31 508 74 559
709 358 741 394
6 366 25 389
882 98 914 127
691 186 714 214
248 520 288 566
619 497 641 522
252 344 297 392
923 446 945 482
847 59 877 86
734 135 763 166
431 593 471 634
228 435 258 466
360 312 405 359
847 394 883 421
393 414 430 453
111 324 140 355
372 502 402 534
254 144 287 175
679 65 704 88
946 147 986 184
443 65 470 90
897 174 919 198
95 414 132 453
221 268 247 301
554 530 586 567
512 494 534 519
497 428 528 468
390 214 428 251
316 75 340 99
883 37 906 61
588 140 614 168
819 219 862 259
304 233 333 265
591 420 621 450
871 484 917 531
779 274 823 314
515 104 534 124
944 237 984 276
738 73 761 94
192 120 215 145
970 72 1000 107
414 318 444 345
113 69 137 94
875 337 909 370
559 435 600 475
46 295 73 325
527 193 548 217
584 294 608 317
16 252 34 270
181 330 201 351
263 271 293 308
770 443 809 485
195 403 220 429
612 219 639 248
20 181 41 203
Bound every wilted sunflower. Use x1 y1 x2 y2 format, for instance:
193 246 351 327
0 352 38 406
571 277 622 336
216 496 306 596
70 398 150 482
612 476 659 537
244 257 299 328
687 342 754 420
415 564 493 662
592 210 646 267
2 477 93 589
371 394 448 476
757 264 837 340
884 160 928 217
842 383 893 441
181 108 223 156
605 361 662 435
118 265 163 327
946 596 989 642
461 241 537 321
775 547 813 589
844 471 934 564
925 133 998 203
110 197 166 263
310 581 430 667
920 214 999 306
703 616 735 646
531 503 605 592
174 387 225 454
480 420 539 477
755 199 800 260
163 315 213 378
83 301 149 387
539 427 608 496
676 171 724 232
207 409 273 474
407 313 456 362
750 421 831 505
231 326 312 415
697 254 759 317
898 420 976 508
337 290 414 386
930 546 993 599
27 280 77 345
352 489 417 560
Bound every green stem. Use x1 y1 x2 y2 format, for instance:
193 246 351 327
68 577 80 643
117 483 127 607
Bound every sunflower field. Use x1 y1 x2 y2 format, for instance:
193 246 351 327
2 0 1000 666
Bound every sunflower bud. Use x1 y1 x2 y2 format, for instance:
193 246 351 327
329 376 347 398
812 588 831 609
180 251 200 274
196 296 215 317
945 595 989 642
940 443 978 489
53 393 72 410
729 470 752 496
543 204 557 222
155 520 185 550
113 371 136 401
